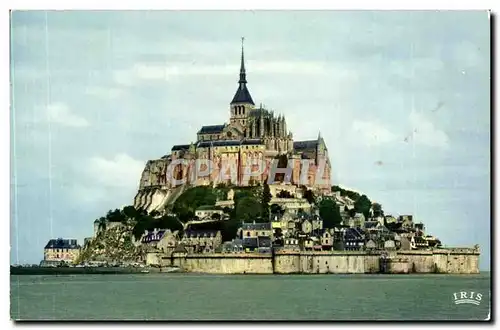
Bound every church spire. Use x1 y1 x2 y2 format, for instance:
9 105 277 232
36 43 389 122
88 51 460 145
239 37 247 85
231 37 255 105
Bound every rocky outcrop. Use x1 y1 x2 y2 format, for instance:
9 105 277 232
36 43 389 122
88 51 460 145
79 224 146 263
133 184 188 214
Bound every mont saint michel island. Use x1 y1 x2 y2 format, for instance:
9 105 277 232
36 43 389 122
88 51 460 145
21 42 480 276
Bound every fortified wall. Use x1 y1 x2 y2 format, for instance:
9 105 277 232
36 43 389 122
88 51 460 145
164 248 480 274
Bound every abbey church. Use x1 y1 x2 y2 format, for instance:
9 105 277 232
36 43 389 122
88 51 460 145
137 41 332 200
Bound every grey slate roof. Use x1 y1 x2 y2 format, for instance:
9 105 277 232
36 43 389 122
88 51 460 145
293 140 318 151
231 85 255 105
241 139 262 145
198 125 226 135
183 230 219 238
197 140 240 148
197 139 263 148
364 221 379 229
257 236 272 248
173 243 188 253
142 230 166 243
172 144 190 151
242 237 258 248
344 228 365 240
241 222 272 231
44 238 80 249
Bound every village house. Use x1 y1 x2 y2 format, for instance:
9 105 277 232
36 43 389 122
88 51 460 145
339 209 351 223
345 213 366 228
194 205 225 220
311 216 323 231
333 192 355 210
181 230 222 253
364 221 379 233
399 215 414 230
43 238 81 265
222 238 244 253
411 235 429 250
321 230 333 250
384 239 396 250
302 236 321 251
301 219 313 234
365 239 377 250
423 235 441 248
242 237 258 252
414 222 426 233
257 236 272 253
343 228 365 251
384 215 397 224
141 229 179 255
284 237 300 250
241 222 273 238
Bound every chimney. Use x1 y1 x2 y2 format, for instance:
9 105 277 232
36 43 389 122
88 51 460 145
253 220 256 225
144 229 148 236
153 228 158 235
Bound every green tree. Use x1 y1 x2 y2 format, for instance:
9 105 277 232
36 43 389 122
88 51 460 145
222 217 240 242
270 203 284 217
235 196 262 223
122 205 137 219
149 210 161 218
372 202 384 217
304 189 316 204
106 209 124 223
261 183 272 220
277 190 293 198
211 213 221 220
319 198 343 228
97 217 107 232
157 215 184 233
354 194 372 219
173 186 217 222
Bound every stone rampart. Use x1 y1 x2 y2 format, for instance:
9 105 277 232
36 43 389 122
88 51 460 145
167 248 479 274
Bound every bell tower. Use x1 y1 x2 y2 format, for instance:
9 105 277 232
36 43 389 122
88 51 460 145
230 37 255 127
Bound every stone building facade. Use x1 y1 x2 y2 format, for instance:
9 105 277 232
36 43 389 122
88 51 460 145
43 238 81 264
135 42 332 208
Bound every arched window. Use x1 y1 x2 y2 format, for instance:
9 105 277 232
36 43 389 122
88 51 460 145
242 106 245 115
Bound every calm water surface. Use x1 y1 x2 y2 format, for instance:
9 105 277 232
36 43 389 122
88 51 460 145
10 273 490 321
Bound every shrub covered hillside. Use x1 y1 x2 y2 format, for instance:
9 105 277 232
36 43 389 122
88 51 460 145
82 184 382 262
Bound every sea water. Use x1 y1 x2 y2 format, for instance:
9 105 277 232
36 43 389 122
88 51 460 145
10 273 490 321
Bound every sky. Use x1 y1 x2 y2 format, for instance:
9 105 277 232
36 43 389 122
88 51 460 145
9 11 490 269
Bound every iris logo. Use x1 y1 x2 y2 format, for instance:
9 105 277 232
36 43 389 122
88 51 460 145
453 291 482 305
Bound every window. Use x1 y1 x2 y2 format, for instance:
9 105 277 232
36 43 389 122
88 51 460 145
247 232 250 237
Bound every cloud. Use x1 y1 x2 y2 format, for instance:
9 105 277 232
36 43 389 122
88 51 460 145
409 111 449 148
70 154 145 206
46 102 89 127
113 60 329 86
84 153 145 189
352 120 397 146
84 86 123 99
